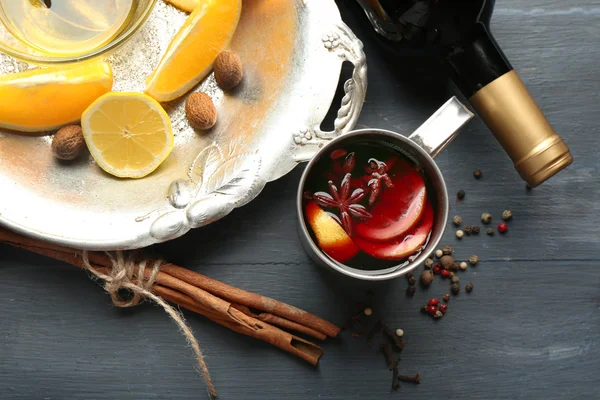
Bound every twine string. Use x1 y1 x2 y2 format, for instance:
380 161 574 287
82 250 217 398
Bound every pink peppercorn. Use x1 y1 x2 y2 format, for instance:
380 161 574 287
427 305 437 316
440 269 451 278
439 304 448 314
427 298 440 307
498 222 508 233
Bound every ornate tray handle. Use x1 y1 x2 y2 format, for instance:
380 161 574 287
293 22 368 162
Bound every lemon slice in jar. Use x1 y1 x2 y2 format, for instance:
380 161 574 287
81 92 174 179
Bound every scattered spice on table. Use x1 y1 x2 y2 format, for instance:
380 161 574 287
465 283 474 293
456 230 464 239
464 225 472 235
473 168 482 179
452 215 462 226
421 270 434 286
487 228 495 236
469 255 479 266
471 226 481 235
457 189 465 200
498 222 508 233
502 210 513 221
451 283 460 295
481 212 492 224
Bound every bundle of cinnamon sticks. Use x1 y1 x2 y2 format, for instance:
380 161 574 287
0 227 339 366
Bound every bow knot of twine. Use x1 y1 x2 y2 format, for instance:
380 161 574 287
82 250 217 398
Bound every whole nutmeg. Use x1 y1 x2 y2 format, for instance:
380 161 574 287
440 255 454 269
52 125 86 160
185 92 217 130
420 270 434 286
214 50 243 91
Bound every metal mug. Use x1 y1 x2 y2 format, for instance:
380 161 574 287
296 97 474 281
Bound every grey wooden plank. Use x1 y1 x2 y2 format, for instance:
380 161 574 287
1 247 599 399
2 0 600 399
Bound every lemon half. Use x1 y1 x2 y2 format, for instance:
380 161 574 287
81 92 174 179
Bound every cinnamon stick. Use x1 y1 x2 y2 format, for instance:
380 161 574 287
155 285 323 365
231 304 327 341
160 264 340 338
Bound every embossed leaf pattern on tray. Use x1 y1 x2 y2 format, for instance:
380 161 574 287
149 141 263 241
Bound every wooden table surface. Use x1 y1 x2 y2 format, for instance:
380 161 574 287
2 1 599 399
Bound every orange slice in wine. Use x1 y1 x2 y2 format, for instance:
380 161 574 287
305 201 359 263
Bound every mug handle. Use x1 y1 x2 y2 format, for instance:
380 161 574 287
408 97 475 158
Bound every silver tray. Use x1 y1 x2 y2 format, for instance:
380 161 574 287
0 0 367 250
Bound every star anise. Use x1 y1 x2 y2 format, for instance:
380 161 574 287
365 158 394 206
313 173 372 234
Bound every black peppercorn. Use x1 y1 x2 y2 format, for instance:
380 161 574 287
451 283 460 295
408 276 417 285
471 226 480 235
405 272 414 281
465 283 473 293
487 228 495 236
420 305 428 314
406 285 416 296
473 168 482 179
464 225 472 235
450 262 460 272
457 190 465 200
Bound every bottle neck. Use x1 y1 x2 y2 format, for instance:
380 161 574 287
444 24 512 97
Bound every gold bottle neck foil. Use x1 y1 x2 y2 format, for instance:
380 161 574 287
469 70 573 187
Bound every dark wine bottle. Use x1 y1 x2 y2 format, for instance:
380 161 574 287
355 0 572 187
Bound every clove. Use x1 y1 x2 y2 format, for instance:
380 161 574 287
380 343 393 367
392 367 400 390
382 323 405 350
398 372 421 385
